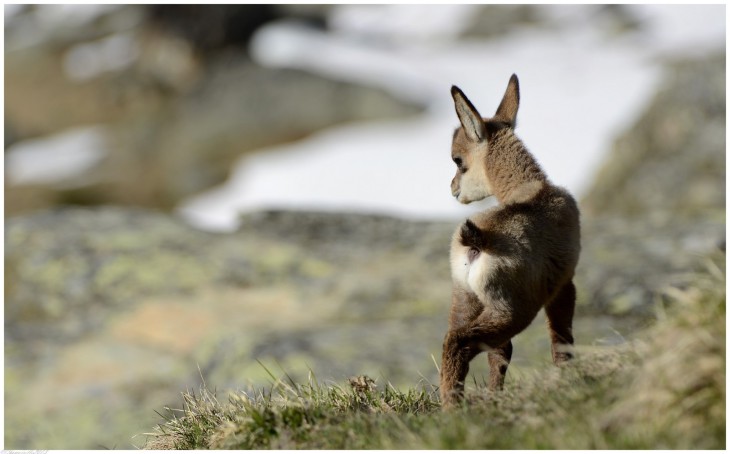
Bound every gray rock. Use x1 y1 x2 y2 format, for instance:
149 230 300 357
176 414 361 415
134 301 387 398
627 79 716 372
578 52 725 316
583 52 725 218
462 5 641 40
461 5 543 38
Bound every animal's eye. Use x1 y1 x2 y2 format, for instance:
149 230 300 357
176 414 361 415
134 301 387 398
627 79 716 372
453 157 467 173
467 247 480 262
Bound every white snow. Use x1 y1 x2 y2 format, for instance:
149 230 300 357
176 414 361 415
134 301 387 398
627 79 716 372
5 126 110 188
64 32 140 82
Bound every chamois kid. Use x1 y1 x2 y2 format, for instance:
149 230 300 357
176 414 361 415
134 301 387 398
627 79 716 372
441 74 581 407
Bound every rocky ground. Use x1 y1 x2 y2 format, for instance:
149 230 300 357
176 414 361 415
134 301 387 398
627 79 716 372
4 14 724 452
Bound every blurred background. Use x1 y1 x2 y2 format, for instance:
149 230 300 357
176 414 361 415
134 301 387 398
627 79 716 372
4 4 725 449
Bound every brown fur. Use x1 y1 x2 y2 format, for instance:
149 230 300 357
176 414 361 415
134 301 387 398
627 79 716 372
441 75 581 407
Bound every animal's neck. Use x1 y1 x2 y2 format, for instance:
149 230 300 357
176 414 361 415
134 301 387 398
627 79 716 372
486 131 547 205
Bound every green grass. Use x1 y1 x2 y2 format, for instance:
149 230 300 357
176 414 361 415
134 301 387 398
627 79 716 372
144 254 725 450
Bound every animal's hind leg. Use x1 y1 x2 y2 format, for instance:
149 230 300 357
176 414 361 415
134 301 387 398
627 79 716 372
440 332 478 407
545 280 576 364
487 340 512 391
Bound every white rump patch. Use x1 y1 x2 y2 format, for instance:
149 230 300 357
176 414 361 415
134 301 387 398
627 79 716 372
450 245 471 288
467 252 492 303
450 244 494 305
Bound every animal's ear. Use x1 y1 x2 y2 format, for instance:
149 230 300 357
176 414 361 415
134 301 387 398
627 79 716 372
451 85 486 142
494 74 520 128
459 219 483 249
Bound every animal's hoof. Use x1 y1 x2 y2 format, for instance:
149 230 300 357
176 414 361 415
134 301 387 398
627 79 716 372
553 352 574 365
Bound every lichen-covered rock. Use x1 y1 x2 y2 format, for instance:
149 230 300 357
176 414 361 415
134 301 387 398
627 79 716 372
4 207 456 449
6 207 218 344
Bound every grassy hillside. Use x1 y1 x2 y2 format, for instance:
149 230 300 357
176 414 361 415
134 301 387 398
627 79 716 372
144 253 725 450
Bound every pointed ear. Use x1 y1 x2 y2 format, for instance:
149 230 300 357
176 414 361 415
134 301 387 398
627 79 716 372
494 74 520 127
451 85 486 142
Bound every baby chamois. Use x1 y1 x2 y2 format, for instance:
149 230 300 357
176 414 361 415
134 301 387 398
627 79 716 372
440 74 581 407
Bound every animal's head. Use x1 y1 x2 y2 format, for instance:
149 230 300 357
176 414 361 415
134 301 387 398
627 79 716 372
449 74 520 204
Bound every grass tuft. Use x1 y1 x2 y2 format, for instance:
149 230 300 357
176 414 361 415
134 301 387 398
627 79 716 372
144 253 725 450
